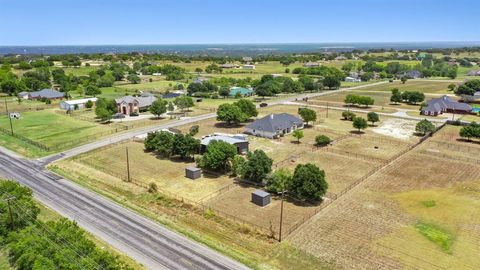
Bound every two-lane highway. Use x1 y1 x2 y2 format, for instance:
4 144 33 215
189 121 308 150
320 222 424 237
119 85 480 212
0 149 250 270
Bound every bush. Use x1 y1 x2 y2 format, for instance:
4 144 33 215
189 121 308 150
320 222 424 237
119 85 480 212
315 135 331 146
148 182 158 193
342 111 356 121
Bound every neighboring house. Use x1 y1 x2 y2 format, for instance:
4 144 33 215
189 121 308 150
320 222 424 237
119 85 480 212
220 63 238 69
152 72 162 76
303 62 320 67
115 95 157 115
334 55 347 61
245 113 304 139
349 71 359 79
242 56 253 62
19 89 65 100
59 98 97 111
345 76 361 82
467 70 480 76
421 95 472 116
462 91 480 102
243 64 256 70
271 74 283 78
200 133 249 154
162 92 182 99
229 87 254 97
193 77 209 84
398 70 422 79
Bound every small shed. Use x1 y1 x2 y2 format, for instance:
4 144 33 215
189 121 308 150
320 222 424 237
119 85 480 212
185 167 202 180
251 190 271 207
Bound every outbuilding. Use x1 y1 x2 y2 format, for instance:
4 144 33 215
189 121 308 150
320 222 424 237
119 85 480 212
251 190 271 207
185 167 202 180
59 98 97 111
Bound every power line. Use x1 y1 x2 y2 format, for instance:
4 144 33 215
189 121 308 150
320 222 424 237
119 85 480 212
5 198 103 270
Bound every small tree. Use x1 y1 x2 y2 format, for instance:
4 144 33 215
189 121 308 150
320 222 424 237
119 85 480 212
127 74 141 84
85 100 94 109
216 103 247 125
401 76 408 84
342 111 356 121
298 108 317 127
199 140 237 172
292 129 304 143
415 119 436 136
231 155 246 177
189 125 199 136
353 117 368 133
459 122 480 141
233 99 258 118
447 83 456 92
174 95 194 112
315 135 331 146
290 163 328 202
167 102 175 112
266 169 293 193
367 112 380 126
150 99 168 118
148 182 158 193
390 88 402 104
240 150 273 183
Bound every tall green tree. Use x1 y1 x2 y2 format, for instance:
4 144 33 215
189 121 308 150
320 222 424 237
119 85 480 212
415 119 436 135
353 117 368 132
367 112 380 126
216 103 247 125
298 108 317 126
199 141 237 172
240 150 273 183
150 99 168 118
290 163 328 202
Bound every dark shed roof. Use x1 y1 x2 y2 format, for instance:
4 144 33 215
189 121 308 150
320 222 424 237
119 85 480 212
246 113 303 133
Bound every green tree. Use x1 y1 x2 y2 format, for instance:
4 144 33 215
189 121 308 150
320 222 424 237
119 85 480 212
219 87 230 98
322 76 341 89
315 135 331 146
233 99 258 118
216 103 247 125
292 129 304 143
240 150 273 183
172 134 200 160
127 74 141 84
415 119 436 135
459 122 480 141
266 169 293 193
167 102 175 112
390 88 402 104
367 112 380 126
85 100 94 109
447 83 456 92
95 107 113 122
84 84 101 96
0 180 40 236
148 131 175 157
342 111 356 121
174 95 194 112
401 76 408 84
199 141 237 172
231 155 246 177
189 125 199 136
353 117 368 132
290 163 328 202
150 99 168 118
298 108 317 126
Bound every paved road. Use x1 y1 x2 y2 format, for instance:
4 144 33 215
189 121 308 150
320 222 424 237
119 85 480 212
0 148 250 270
38 80 389 165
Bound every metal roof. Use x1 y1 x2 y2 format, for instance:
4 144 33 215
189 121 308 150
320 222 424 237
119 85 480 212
246 113 303 133
252 189 270 198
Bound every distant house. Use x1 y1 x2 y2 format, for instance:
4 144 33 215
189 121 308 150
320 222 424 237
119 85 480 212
243 64 256 70
115 94 157 115
421 95 472 116
467 70 480 76
193 77 209 84
59 98 97 111
271 74 283 78
245 113 304 139
220 63 237 69
152 72 162 76
19 89 65 100
334 55 347 61
398 70 422 79
349 71 360 79
303 62 320 67
200 134 249 154
345 76 361 82
462 91 480 102
162 92 182 99
242 57 253 62
229 87 254 97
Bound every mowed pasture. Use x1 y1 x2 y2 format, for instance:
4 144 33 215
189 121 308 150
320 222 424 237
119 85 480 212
0 110 114 156
289 125 480 269
361 80 455 94
73 141 234 201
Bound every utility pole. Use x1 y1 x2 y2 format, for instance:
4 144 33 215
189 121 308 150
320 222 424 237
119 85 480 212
278 190 285 242
126 147 131 182
326 102 329 118
4 98 14 135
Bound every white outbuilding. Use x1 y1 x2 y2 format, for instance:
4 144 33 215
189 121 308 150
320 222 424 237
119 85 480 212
59 98 98 111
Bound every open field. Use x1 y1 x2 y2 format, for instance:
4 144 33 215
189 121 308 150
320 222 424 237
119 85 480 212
360 80 456 94
289 124 480 269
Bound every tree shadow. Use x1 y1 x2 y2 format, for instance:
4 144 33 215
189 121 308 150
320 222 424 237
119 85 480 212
349 130 365 135
456 138 480 145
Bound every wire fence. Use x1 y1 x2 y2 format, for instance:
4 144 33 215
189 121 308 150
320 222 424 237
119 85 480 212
0 126 50 151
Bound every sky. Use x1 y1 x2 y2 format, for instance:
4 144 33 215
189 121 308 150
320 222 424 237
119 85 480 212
0 0 479 45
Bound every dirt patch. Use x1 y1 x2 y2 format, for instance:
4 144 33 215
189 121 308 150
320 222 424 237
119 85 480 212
372 119 416 140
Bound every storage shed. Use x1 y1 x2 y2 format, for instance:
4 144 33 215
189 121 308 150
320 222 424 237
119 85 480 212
251 190 271 207
185 167 202 180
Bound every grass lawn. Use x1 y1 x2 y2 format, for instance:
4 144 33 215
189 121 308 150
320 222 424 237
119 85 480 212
0 110 114 157
361 80 456 94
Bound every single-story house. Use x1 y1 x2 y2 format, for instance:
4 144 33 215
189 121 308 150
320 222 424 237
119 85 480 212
334 55 347 61
162 92 182 99
229 87 254 97
193 77 209 84
349 71 360 79
467 70 480 76
152 72 162 76
462 91 480 102
115 94 157 115
220 64 238 69
59 98 97 111
200 133 249 154
398 70 422 79
243 64 256 70
345 76 361 82
421 95 472 116
19 89 65 100
245 113 304 139
242 56 253 62
303 62 320 67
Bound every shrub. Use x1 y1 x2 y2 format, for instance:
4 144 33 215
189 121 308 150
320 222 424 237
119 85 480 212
148 182 158 193
315 135 331 146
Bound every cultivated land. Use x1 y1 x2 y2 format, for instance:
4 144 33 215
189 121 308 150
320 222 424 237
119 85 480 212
289 125 480 269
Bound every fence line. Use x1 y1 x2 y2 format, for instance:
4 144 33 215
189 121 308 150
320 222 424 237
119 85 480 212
0 126 50 151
